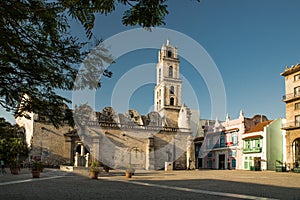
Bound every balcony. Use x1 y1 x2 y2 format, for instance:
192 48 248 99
242 147 262 154
282 92 300 102
281 121 300 130
213 144 223 148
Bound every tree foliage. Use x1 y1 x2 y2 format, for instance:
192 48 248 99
0 118 29 165
0 0 200 128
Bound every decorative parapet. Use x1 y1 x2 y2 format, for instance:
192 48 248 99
86 121 189 132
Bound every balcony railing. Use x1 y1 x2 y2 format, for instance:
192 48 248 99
281 121 300 130
213 143 226 149
282 92 300 102
242 147 262 154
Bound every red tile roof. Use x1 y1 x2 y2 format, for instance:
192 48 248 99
245 120 273 134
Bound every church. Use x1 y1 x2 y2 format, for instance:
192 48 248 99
17 40 196 170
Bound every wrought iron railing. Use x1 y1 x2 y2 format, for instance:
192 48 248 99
242 147 262 154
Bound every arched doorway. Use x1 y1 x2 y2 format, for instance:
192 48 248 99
74 143 90 167
292 138 300 168
75 144 90 156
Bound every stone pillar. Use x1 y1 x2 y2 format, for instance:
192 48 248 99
85 153 90 167
74 152 79 167
186 135 196 170
146 136 155 170
81 144 85 156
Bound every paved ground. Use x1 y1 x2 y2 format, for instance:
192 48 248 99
0 168 300 200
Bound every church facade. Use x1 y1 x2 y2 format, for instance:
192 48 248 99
17 40 196 170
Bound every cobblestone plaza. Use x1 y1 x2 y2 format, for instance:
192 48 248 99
1 169 300 200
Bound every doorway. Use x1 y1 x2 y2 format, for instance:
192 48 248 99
292 138 300 168
254 157 261 171
197 158 203 169
219 154 225 169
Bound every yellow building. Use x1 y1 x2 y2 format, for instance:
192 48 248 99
281 64 300 170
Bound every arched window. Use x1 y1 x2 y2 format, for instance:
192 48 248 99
170 86 174 94
169 66 173 78
170 97 174 106
167 50 172 57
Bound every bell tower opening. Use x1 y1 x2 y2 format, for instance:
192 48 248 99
170 97 174 106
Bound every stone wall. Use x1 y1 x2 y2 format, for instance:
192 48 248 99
30 121 77 166
81 124 190 170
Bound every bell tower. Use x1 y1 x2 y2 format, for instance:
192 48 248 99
154 40 182 127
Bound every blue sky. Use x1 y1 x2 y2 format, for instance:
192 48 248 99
2 0 300 123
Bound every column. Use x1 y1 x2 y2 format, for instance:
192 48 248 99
146 136 155 170
186 135 196 170
81 144 85 156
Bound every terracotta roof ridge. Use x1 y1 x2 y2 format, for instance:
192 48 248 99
245 120 273 134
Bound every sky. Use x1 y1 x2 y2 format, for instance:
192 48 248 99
2 0 300 124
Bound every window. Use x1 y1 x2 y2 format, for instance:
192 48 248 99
231 150 236 157
158 68 161 82
255 139 260 148
220 135 225 147
206 137 213 149
295 74 300 81
167 50 172 57
232 159 236 169
244 161 249 169
169 66 173 78
295 102 300 110
245 140 250 149
294 86 300 97
208 152 212 158
232 133 237 146
170 86 174 94
295 115 300 127
170 97 174 106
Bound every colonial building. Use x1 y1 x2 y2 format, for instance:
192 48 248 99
281 64 300 170
200 112 268 170
16 40 196 170
242 119 286 171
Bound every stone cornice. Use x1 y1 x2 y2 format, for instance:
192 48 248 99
281 64 300 76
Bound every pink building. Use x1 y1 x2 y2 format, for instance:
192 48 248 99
199 111 268 170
